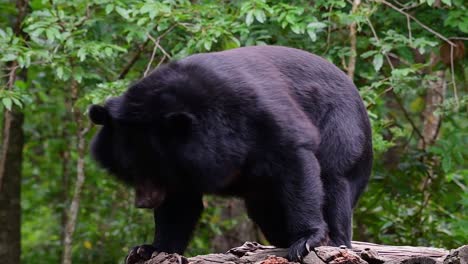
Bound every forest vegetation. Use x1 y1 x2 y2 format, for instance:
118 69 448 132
0 0 466 263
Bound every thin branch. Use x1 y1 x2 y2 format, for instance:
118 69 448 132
118 24 177 79
448 37 468 40
416 171 433 230
391 89 426 144
366 18 427 144
322 4 334 54
61 76 90 264
156 41 172 59
366 18 394 70
450 44 459 109
155 54 167 69
144 37 159 77
157 24 178 40
6 63 18 88
118 39 150 80
393 0 424 10
347 0 361 79
147 31 173 60
406 15 412 44
379 0 456 47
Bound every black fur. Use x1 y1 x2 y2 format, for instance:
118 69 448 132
90 46 372 262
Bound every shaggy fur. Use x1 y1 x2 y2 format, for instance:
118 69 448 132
89 46 372 262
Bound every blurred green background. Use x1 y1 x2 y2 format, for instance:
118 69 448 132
0 0 466 263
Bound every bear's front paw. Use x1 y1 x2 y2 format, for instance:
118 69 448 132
125 244 157 264
287 235 324 262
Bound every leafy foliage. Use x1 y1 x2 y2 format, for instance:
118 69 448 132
0 0 466 263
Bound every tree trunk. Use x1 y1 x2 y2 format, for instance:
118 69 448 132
210 198 260 253
61 79 89 264
59 98 72 255
347 0 361 79
0 107 24 264
0 1 29 262
419 70 446 149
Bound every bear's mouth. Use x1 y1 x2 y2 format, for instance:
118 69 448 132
134 184 166 209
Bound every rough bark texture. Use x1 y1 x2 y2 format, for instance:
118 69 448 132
211 198 260 253
61 79 89 264
0 2 28 262
0 108 24 264
419 70 446 149
140 241 467 264
347 0 361 79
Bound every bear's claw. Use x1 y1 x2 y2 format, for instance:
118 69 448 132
125 244 156 264
287 235 323 262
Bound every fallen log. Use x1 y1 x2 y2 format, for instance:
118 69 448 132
141 241 467 264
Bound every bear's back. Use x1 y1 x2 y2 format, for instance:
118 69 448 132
179 46 363 127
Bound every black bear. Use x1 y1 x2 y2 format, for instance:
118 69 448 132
89 46 372 263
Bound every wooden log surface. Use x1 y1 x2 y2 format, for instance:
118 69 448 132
141 241 467 264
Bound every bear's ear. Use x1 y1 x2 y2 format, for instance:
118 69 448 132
163 112 197 136
89 105 110 125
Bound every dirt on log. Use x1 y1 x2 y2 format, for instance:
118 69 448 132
141 241 467 264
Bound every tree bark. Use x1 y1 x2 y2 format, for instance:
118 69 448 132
347 0 361 79
59 97 72 255
210 198 260 253
141 241 467 264
0 1 29 263
419 70 446 149
61 79 89 264
0 106 24 264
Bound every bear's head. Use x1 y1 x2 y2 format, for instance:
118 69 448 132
88 92 198 209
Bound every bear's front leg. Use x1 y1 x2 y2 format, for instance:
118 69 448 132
283 150 328 261
125 193 203 264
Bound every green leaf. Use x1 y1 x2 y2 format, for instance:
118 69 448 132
105 4 114 14
45 28 55 41
57 66 64 80
254 10 266 23
307 28 317 42
246 11 254 26
30 28 44 38
441 0 451 5
307 21 327 30
137 17 148 26
77 48 86 61
223 36 240 50
442 156 452 172
1 53 17 61
291 24 302 34
115 6 130 20
12 98 22 108
373 54 384 72
361 50 378 59
2 98 12 111
17 56 26 68
203 40 212 51
104 47 113 57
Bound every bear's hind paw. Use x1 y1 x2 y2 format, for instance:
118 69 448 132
287 235 324 262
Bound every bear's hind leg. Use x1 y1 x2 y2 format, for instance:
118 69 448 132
322 176 353 247
322 154 372 248
246 148 327 262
